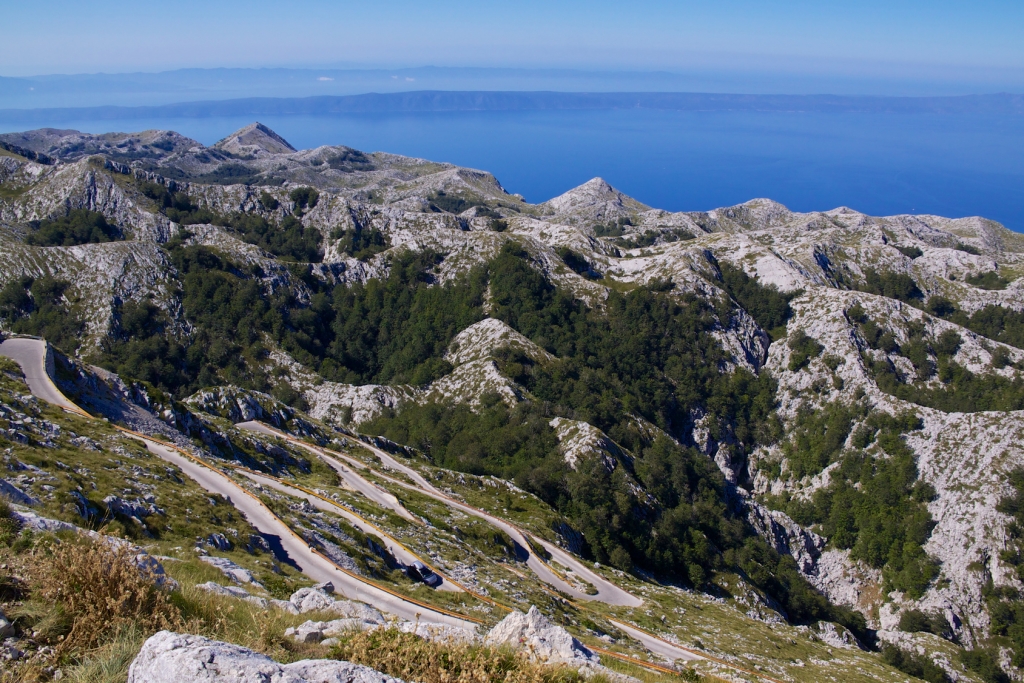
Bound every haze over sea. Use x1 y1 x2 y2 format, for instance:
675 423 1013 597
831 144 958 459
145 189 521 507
5 107 1022 231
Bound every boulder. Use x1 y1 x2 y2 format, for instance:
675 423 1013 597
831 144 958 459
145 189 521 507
485 606 598 665
811 621 864 650
127 631 404 683
199 555 260 585
290 582 337 612
0 609 14 638
285 618 370 644
287 583 384 623
0 478 38 506
271 598 301 614
195 582 269 609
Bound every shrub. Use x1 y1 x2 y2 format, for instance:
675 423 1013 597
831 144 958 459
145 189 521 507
2 275 85 354
594 217 631 237
966 271 1010 291
327 149 373 171
955 243 982 256
30 539 182 654
329 625 602 683
0 500 22 545
895 245 923 259
218 212 324 262
787 329 824 371
927 296 957 318
556 246 591 276
898 609 951 639
289 186 319 211
259 191 280 211
427 190 488 215
26 209 120 247
881 644 950 683
860 268 923 303
0 275 34 320
331 224 388 260
718 261 794 333
782 401 858 479
960 649 1010 683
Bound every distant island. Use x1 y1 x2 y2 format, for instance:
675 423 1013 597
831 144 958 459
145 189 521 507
1 90 1022 124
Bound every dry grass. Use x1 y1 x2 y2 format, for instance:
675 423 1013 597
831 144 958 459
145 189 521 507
329 627 610 683
29 538 184 655
0 499 21 545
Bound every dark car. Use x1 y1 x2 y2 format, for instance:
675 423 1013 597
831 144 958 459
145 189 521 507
407 560 442 588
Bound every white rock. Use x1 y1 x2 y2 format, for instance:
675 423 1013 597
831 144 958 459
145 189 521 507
286 618 374 644
195 582 269 609
0 609 14 639
127 630 404 683
485 606 598 665
288 583 384 623
199 555 260 586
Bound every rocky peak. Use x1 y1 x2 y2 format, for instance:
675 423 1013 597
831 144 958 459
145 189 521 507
704 198 795 233
443 318 554 367
213 122 296 157
542 177 649 224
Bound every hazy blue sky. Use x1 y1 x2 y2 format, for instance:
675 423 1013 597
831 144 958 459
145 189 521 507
5 0 1024 92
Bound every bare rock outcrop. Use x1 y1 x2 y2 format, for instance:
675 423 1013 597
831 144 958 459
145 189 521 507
127 630 403 683
485 606 598 665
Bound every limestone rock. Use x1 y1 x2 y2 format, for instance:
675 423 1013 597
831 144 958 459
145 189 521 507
810 621 863 650
0 478 38 506
285 618 378 644
288 583 385 623
485 606 598 665
0 609 14 639
199 556 260 586
195 582 269 609
127 630 404 683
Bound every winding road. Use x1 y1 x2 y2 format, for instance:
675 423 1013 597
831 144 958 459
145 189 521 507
0 336 729 672
239 420 642 608
0 337 477 631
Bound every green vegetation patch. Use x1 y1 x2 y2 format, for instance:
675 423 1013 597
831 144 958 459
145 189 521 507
773 411 939 598
139 180 323 262
427 190 489 215
778 400 863 480
966 271 1010 291
980 468 1024 674
858 268 923 304
331 223 389 260
109 245 484 396
787 329 824 372
851 303 1024 412
26 209 122 247
717 261 795 337
369 245 862 635
0 275 85 354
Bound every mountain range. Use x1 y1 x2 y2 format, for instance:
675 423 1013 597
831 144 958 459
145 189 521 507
2 121 1024 682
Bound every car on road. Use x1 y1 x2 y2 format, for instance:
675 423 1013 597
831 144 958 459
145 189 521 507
406 560 442 588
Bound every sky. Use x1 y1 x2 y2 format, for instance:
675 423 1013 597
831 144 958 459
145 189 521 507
4 0 1024 93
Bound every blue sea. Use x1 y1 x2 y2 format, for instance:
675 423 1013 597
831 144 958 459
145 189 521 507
5 109 1023 230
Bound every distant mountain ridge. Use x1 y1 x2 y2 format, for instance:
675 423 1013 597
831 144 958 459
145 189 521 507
1 90 1023 123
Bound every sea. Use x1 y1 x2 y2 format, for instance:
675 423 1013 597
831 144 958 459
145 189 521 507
3 108 1022 230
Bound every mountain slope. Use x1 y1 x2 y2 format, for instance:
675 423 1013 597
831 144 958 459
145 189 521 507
2 122 1024 681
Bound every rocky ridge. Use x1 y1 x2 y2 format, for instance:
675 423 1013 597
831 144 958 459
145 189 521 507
3 122 1024 680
